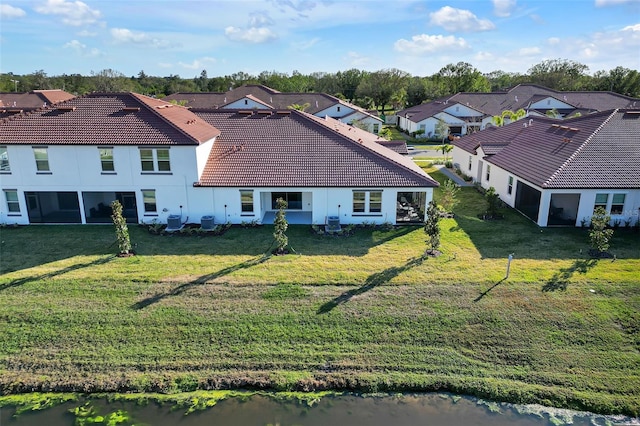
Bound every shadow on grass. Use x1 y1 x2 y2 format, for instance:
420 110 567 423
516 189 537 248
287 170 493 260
542 258 598 292
0 255 115 291
474 278 506 302
131 254 270 310
317 256 423 314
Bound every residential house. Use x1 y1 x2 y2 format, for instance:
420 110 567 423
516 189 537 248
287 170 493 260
451 109 640 227
396 84 640 139
0 93 436 226
0 90 76 118
163 84 384 134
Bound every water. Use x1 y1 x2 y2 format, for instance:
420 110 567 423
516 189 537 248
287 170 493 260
2 393 638 426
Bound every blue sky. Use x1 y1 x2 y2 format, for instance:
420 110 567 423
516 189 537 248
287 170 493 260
1 0 639 79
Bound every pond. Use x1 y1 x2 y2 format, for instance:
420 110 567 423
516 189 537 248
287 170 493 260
1 393 638 426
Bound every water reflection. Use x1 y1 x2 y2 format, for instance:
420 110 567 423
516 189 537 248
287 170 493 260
1 393 637 426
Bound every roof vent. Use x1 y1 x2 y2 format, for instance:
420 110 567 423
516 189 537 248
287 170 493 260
156 104 173 109
123 107 140 112
257 110 272 115
276 110 291 115
238 110 253 115
56 106 76 112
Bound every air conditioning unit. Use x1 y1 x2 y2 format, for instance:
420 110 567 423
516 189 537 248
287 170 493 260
327 215 340 232
167 214 182 230
201 215 214 230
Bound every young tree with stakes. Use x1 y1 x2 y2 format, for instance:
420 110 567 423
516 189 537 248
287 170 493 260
111 200 132 256
423 200 441 257
273 197 289 255
589 206 614 255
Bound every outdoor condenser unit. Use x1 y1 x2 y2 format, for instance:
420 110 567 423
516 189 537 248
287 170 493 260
327 215 340 231
201 215 214 230
167 215 182 229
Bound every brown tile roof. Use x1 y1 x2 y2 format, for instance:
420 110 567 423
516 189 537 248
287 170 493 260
193 109 438 188
397 84 640 121
0 93 220 146
377 140 409 155
163 84 381 121
0 90 76 110
456 110 640 189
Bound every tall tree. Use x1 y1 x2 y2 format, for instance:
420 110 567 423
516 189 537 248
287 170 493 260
356 68 409 111
527 59 589 91
337 68 365 102
435 62 489 94
406 77 428 107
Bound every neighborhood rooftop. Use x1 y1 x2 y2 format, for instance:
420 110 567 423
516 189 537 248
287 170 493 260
193 109 437 188
454 109 640 189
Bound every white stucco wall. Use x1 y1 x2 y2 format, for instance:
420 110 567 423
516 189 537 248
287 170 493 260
315 104 355 118
224 98 270 109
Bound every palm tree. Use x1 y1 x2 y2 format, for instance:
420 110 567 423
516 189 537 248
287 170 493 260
287 102 311 112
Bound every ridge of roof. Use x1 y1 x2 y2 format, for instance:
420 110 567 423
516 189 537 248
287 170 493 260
542 109 619 188
130 92 221 143
300 112 438 186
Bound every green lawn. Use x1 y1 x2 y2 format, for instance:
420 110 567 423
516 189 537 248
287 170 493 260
1 171 639 416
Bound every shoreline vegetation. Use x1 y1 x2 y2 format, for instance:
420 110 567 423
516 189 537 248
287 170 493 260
1 170 638 417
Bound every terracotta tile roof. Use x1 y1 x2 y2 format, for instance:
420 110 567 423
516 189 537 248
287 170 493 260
377 140 409 155
0 93 220 146
193 109 438 188
0 90 76 110
457 110 640 189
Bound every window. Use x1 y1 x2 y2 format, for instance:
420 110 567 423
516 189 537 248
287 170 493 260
353 190 382 214
142 190 157 213
507 176 514 195
139 148 170 173
594 193 608 212
99 148 114 172
33 147 50 172
468 156 472 171
369 191 382 213
4 190 20 213
336 106 341 112
373 124 379 133
611 194 626 215
353 191 365 213
240 190 254 213
485 165 491 181
0 146 10 172
271 192 302 210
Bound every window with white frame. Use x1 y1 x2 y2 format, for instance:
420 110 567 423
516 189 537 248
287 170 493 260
611 194 626 215
240 190 254 214
485 165 491 181
0 146 10 172
99 147 114 172
507 176 514 195
139 148 170 172
142 189 157 213
4 190 20 213
594 193 608 212
33 147 50 172
353 190 382 214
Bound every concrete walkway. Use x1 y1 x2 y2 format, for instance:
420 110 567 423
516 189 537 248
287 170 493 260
433 165 473 187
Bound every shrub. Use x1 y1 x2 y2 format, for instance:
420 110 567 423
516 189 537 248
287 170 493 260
110 200 132 255
589 207 614 253
273 198 289 254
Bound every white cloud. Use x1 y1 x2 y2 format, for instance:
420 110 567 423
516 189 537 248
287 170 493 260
225 26 277 43
178 57 217 70
344 51 370 67
622 23 640 31
547 37 561 45
394 34 469 54
0 4 26 19
110 28 174 48
518 47 541 55
493 0 516 17
595 0 638 6
290 37 320 51
429 6 495 32
35 0 101 26
64 39 101 57
249 11 274 27
77 29 97 37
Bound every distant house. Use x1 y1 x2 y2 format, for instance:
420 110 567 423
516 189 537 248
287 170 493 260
163 84 384 135
451 109 640 227
0 93 436 226
396 84 640 139
0 90 76 118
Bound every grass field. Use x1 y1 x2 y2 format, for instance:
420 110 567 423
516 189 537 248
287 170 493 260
1 170 639 416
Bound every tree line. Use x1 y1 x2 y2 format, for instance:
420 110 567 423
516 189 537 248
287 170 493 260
2 59 638 111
